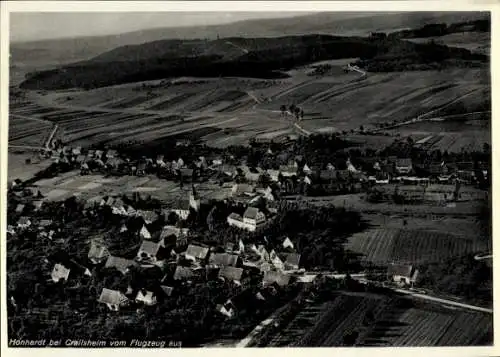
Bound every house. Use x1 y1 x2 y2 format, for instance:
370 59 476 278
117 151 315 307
98 288 129 311
263 270 291 287
173 266 195 281
135 290 157 306
266 169 280 182
160 285 174 297
17 216 31 229
185 244 210 262
51 263 71 283
39 219 53 228
179 168 194 181
72 146 82 156
270 251 285 271
283 253 301 271
216 303 235 318
387 264 419 286
282 237 294 250
139 225 151 240
88 240 110 264
15 204 25 214
227 207 267 232
106 157 124 169
218 266 244 285
302 163 313 175
208 253 240 268
32 200 44 211
395 159 413 175
94 150 104 159
104 256 137 274
105 149 117 159
218 165 237 178
136 162 147 176
231 183 256 197
137 241 161 262
169 187 200 220
156 155 166 167
160 225 189 240
136 210 159 224
243 207 267 231
279 165 297 177
346 159 358 173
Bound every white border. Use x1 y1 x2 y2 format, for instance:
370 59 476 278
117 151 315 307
1 2 498 357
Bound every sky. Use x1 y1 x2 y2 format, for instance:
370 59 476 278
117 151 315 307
10 12 311 42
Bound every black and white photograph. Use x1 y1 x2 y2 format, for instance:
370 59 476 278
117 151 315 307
2 1 495 351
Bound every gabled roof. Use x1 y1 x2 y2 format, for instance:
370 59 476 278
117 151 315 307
396 158 413 167
218 266 243 281
185 244 209 260
160 285 174 296
228 212 243 221
51 263 70 282
284 253 301 267
160 225 189 239
263 270 290 287
232 183 256 195
243 207 263 220
209 253 239 267
139 240 161 256
105 256 136 273
173 266 195 280
15 204 25 213
18 216 31 225
136 210 158 223
88 240 109 261
279 165 297 174
387 263 413 277
98 288 128 306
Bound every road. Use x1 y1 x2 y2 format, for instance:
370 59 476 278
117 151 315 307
45 124 59 149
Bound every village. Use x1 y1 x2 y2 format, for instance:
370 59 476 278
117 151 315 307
6 125 491 338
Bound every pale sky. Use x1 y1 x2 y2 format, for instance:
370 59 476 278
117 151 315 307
10 12 311 42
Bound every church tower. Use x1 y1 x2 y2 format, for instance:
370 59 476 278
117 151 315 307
189 184 201 212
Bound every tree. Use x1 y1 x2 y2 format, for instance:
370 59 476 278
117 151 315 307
279 105 287 116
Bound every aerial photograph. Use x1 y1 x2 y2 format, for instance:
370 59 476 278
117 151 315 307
6 9 492 348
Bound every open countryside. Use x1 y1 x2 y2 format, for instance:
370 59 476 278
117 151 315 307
7 11 492 348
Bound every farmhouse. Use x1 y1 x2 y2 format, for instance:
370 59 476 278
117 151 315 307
51 263 71 283
17 216 31 229
135 290 157 306
283 253 301 271
173 266 195 281
227 207 267 232
208 253 241 268
263 270 291 287
218 266 244 285
137 240 161 262
387 264 419 286
105 256 137 274
279 165 297 177
98 288 129 311
395 158 413 175
231 183 256 197
185 244 209 262
88 240 110 264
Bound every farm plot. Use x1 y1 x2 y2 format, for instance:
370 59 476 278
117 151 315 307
147 93 197 111
288 69 489 131
363 301 493 346
346 228 484 265
272 82 334 106
105 94 160 109
295 293 387 347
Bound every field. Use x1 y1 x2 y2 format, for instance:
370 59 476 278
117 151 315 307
30 171 233 203
363 300 492 346
386 119 490 152
406 32 491 55
8 152 54 182
275 291 492 347
345 227 488 265
8 64 490 152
